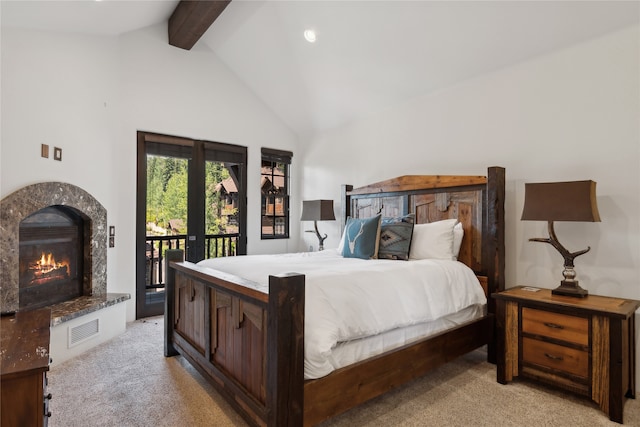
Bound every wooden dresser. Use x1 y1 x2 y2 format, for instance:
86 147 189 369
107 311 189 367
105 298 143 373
1 308 52 427
493 286 639 424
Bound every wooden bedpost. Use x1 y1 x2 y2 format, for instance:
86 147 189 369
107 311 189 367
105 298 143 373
266 273 305 427
164 249 184 357
485 166 505 364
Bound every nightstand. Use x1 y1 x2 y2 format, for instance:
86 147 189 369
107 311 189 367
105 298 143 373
493 286 640 424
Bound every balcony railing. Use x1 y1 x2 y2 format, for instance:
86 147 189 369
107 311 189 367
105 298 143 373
145 233 239 291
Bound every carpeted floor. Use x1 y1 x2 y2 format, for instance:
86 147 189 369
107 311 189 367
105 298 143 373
48 317 640 427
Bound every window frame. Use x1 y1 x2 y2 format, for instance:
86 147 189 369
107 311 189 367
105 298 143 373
260 148 292 240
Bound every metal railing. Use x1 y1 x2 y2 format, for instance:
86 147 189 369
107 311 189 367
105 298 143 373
145 233 239 291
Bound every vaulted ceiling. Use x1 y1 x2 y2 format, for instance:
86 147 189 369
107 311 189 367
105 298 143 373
2 1 639 137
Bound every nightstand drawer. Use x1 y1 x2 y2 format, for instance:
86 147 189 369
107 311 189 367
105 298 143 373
522 307 588 345
522 337 589 378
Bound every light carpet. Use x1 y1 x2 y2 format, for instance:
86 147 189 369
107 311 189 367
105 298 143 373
48 317 640 427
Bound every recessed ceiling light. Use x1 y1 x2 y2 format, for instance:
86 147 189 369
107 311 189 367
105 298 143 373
304 29 317 43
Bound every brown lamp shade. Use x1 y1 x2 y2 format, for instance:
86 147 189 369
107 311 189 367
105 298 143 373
301 200 335 221
521 180 601 222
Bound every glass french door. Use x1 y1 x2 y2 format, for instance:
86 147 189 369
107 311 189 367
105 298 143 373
136 132 247 319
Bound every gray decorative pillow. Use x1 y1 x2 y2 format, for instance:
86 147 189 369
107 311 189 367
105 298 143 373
341 215 382 259
378 214 415 260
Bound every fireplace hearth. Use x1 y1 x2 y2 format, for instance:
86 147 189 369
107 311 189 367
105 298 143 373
1 182 107 313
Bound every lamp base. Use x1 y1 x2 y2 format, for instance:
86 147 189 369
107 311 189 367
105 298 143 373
552 280 588 298
306 221 327 252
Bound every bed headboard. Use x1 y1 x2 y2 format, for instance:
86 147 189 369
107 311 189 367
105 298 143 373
341 167 505 299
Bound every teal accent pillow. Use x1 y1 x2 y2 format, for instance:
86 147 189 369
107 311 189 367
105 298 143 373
378 214 415 260
341 215 382 259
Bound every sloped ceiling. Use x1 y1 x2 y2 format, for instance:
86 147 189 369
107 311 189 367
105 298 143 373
0 0 179 36
2 1 639 137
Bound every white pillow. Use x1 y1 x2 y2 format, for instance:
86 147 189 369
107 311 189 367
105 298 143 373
453 222 464 259
336 228 346 254
409 219 458 260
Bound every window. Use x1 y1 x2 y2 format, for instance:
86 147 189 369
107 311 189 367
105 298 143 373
261 148 292 239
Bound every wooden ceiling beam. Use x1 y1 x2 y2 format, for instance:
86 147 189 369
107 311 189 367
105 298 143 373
168 0 231 50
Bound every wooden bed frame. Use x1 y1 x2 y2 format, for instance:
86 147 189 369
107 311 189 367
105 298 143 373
164 166 505 427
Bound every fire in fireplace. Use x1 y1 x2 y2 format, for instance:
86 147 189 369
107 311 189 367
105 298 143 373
26 252 70 285
19 206 84 310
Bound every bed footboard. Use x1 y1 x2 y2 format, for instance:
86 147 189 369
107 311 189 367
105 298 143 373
164 249 304 427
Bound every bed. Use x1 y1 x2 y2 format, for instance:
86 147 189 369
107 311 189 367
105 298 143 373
164 166 505 426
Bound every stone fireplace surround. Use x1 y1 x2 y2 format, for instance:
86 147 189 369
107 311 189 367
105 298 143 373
1 182 129 326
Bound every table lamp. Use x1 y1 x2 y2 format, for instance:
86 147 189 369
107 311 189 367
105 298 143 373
301 200 335 251
521 180 600 297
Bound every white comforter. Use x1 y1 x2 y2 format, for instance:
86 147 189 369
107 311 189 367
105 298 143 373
197 251 486 379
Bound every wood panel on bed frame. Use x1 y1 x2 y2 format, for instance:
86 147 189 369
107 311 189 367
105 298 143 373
164 166 505 427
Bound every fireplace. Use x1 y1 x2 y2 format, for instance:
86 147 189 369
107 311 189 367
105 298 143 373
19 206 86 310
1 182 107 313
2 182 131 367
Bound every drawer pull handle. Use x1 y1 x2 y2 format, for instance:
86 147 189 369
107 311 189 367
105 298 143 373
544 322 564 330
544 352 564 361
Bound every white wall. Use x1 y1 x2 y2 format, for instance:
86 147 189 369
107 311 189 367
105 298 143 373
1 25 299 321
301 25 639 300
1 29 118 202
300 25 640 381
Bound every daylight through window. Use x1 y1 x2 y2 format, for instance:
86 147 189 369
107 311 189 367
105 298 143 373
261 148 292 239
